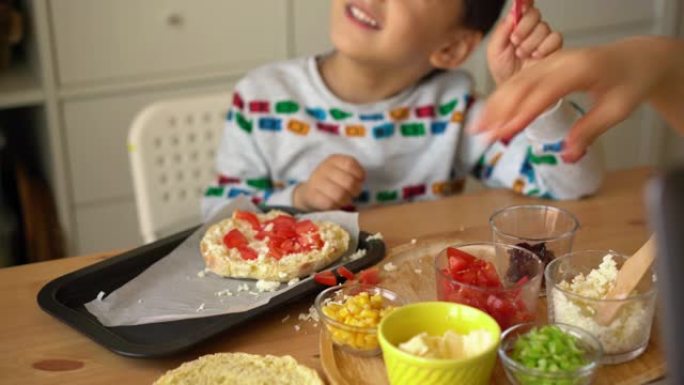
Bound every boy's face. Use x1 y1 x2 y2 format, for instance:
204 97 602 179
330 0 466 69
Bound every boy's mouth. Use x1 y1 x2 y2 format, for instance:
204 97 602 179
345 3 381 30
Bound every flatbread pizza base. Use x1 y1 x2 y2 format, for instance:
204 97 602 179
153 352 324 385
200 211 350 282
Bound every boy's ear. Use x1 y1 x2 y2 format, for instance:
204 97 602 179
430 30 483 70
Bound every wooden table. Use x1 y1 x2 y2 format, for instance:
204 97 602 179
0 167 662 384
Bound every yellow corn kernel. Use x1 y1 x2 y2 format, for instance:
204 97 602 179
322 306 337 319
332 328 350 342
351 319 365 327
345 302 360 315
356 293 370 306
360 318 376 328
325 291 394 350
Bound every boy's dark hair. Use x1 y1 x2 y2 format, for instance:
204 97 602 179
462 0 506 35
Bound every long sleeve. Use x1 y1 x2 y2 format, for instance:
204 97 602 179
201 91 296 220
461 99 604 200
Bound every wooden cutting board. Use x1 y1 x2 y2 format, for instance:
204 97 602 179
320 235 666 385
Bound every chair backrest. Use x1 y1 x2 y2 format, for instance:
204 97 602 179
128 92 229 243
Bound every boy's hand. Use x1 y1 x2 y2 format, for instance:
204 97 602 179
293 154 366 211
487 0 563 86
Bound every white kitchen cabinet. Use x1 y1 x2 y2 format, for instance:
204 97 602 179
293 0 332 56
74 200 142 254
49 0 287 86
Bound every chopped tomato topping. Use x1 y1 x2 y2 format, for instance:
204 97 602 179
437 247 535 330
337 266 355 281
279 239 296 253
268 247 283 260
295 220 318 234
237 246 258 260
446 247 476 262
311 233 324 248
297 233 323 249
314 271 337 286
230 212 325 260
271 215 296 227
223 229 248 249
272 224 297 239
235 211 261 230
358 267 381 285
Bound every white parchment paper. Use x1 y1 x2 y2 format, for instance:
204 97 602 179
84 198 360 326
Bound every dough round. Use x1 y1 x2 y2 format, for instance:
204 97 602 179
153 352 324 385
200 210 350 282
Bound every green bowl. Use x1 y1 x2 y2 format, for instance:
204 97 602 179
378 302 501 385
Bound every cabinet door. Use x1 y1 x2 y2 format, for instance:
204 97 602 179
74 200 141 255
63 83 233 205
293 0 332 56
50 0 287 85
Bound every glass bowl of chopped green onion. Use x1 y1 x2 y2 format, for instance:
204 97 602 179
498 323 603 385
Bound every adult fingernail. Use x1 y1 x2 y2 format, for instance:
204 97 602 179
561 148 585 164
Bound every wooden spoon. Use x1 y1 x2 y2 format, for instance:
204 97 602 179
596 236 657 326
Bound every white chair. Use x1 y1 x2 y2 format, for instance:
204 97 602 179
128 92 230 243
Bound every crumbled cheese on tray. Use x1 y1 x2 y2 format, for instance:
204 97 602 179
366 232 384 241
256 279 281 293
383 262 398 272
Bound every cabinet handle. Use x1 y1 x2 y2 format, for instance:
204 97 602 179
166 13 184 27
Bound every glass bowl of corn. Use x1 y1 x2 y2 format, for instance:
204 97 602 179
315 284 402 356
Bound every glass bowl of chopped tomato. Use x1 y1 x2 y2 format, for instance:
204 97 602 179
435 243 543 330
498 322 603 385
315 284 402 356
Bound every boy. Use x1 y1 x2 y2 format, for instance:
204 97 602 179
203 0 603 217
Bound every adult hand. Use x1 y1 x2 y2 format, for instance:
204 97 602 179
474 37 684 162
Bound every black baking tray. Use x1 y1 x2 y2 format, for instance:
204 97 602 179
37 219 385 358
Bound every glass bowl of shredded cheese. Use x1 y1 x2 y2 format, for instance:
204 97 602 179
315 284 402 356
545 250 657 364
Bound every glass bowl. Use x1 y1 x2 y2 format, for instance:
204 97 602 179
314 284 402 356
490 205 579 288
545 250 657 364
499 322 603 385
435 242 543 330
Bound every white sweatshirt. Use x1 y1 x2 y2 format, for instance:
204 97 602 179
202 57 603 219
